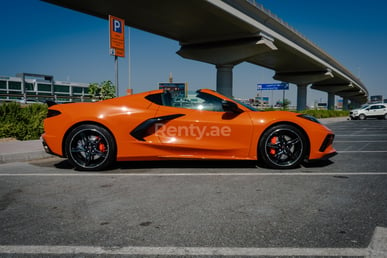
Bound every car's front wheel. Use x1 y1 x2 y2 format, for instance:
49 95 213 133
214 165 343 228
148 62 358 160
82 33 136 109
65 124 116 171
258 124 308 169
359 114 366 120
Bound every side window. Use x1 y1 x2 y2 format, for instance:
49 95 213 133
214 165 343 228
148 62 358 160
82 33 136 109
161 91 224 112
145 93 163 105
194 92 224 111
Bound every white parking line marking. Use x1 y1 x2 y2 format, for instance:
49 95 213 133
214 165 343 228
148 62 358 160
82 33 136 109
336 134 387 136
339 151 387 153
335 140 387 142
1 172 387 177
0 245 370 256
2 227 386 256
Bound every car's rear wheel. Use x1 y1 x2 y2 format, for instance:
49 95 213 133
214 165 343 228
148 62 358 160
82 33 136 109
258 124 308 169
384 114 387 120
65 124 116 171
359 114 366 120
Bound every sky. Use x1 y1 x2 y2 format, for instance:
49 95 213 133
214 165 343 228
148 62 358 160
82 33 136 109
1 0 387 106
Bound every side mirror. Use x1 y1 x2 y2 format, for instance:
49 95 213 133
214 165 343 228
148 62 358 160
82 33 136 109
222 100 242 113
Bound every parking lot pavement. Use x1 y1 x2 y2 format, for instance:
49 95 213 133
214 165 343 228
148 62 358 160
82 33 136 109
0 119 386 257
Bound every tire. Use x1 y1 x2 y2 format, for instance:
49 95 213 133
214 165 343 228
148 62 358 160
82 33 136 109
384 114 387 120
359 114 366 120
65 124 116 171
258 124 308 169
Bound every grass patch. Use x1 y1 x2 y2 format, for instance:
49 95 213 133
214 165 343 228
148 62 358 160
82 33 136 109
300 109 349 118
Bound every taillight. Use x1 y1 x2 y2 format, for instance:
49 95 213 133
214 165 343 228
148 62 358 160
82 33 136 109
46 109 61 118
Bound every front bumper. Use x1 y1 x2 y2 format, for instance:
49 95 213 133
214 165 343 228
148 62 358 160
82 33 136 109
319 134 335 152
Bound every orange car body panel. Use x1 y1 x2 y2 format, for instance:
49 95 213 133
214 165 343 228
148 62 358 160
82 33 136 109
42 89 336 162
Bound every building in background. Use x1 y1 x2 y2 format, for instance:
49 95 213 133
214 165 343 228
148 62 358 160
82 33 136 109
370 95 383 103
0 73 91 103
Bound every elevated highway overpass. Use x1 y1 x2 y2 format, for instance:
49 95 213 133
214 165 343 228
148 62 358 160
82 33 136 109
43 0 368 110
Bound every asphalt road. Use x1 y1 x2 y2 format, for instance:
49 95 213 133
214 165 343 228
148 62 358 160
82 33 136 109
0 119 386 257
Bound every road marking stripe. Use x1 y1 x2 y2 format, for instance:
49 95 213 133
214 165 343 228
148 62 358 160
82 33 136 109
335 140 387 142
336 134 387 136
338 150 387 153
1 172 387 177
0 245 369 256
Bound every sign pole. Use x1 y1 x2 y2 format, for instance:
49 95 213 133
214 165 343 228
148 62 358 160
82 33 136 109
261 88 263 110
115 55 119 96
128 27 131 94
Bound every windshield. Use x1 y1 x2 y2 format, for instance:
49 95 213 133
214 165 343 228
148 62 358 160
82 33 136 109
360 104 370 109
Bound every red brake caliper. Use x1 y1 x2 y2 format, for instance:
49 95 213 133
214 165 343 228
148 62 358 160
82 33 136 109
269 137 277 155
98 142 106 152
96 137 106 152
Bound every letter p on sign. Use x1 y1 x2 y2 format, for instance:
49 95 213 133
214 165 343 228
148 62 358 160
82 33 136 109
113 19 122 33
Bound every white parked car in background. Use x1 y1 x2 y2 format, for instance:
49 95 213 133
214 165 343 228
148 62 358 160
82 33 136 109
349 103 387 120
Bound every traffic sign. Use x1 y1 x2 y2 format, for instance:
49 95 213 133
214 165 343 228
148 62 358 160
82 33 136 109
257 83 289 90
109 15 125 57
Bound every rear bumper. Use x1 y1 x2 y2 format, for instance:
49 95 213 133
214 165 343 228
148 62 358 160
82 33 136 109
42 139 54 155
41 135 63 158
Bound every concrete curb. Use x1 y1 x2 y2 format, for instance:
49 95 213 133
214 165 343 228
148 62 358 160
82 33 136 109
0 139 52 164
319 116 349 124
0 151 52 164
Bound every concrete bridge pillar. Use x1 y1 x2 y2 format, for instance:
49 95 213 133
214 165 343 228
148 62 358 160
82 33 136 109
328 92 335 110
342 97 349 110
216 64 234 97
297 84 308 111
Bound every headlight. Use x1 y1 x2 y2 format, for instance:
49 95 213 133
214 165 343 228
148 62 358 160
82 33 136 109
297 114 321 124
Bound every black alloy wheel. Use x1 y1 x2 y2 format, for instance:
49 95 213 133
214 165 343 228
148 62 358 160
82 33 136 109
65 124 116 171
258 124 308 169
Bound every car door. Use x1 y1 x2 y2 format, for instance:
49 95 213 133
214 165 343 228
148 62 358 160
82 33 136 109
382 105 387 117
153 92 254 159
368 105 383 117
375 105 386 117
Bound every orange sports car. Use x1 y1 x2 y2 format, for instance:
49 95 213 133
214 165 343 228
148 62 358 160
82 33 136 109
42 89 336 170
